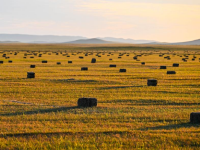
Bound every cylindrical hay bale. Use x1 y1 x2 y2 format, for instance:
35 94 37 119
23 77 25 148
30 56 34 58
30 65 35 68
79 56 84 59
160 66 167 69
147 79 157 86
68 61 72 64
8 60 12 63
42 60 48 63
109 59 112 61
23 57 26 59
81 67 88 71
190 112 200 123
141 62 145 65
27 72 35 78
167 71 176 74
109 64 116 67
78 98 97 107
91 58 96 63
119 69 126 72
173 63 179 67
57 62 61 65
118 57 122 59
0 61 3 64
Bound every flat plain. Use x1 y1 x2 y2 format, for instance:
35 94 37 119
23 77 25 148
0 44 200 149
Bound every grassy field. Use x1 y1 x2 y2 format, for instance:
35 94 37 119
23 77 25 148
0 44 200 149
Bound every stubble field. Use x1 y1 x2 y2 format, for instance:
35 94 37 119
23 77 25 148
0 44 200 149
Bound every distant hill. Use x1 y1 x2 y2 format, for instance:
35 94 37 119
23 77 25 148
100 37 157 44
0 34 87 43
66 38 114 44
0 34 199 45
171 39 200 45
0 41 20 43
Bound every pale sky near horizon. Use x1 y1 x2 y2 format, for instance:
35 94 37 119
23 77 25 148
0 0 200 42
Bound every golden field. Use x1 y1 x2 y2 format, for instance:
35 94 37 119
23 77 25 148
0 44 200 149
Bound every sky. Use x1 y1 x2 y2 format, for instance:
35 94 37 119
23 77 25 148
0 0 200 42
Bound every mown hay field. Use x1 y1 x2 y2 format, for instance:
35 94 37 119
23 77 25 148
0 44 200 149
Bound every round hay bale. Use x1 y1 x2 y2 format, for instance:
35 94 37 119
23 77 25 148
27 72 35 78
119 69 126 72
57 62 61 65
118 57 122 59
30 56 34 58
167 71 176 74
91 58 96 63
42 60 48 63
23 57 26 59
67 56 70 57
98 56 101 57
173 63 179 67
30 65 35 68
160 66 167 69
109 64 116 67
81 67 88 71
78 98 97 107
0 61 3 64
147 79 157 86
8 60 12 63
190 112 200 123
79 56 84 59
141 62 145 65
68 61 72 64
109 59 112 61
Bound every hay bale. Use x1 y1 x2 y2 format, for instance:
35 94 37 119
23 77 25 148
147 79 157 86
141 62 145 65
109 64 116 67
23 57 26 59
160 66 167 69
68 61 72 64
8 60 12 63
91 58 96 63
79 56 84 59
190 112 200 123
109 59 112 61
81 67 88 71
78 98 97 107
167 71 176 74
42 60 48 63
0 61 3 64
133 56 137 60
57 62 61 65
30 56 34 58
27 72 35 78
118 57 122 59
119 69 126 72
30 65 35 68
173 63 179 67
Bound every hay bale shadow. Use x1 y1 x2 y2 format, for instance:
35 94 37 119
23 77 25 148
140 122 200 131
0 106 78 116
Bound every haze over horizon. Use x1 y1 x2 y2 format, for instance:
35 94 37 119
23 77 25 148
0 0 200 43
